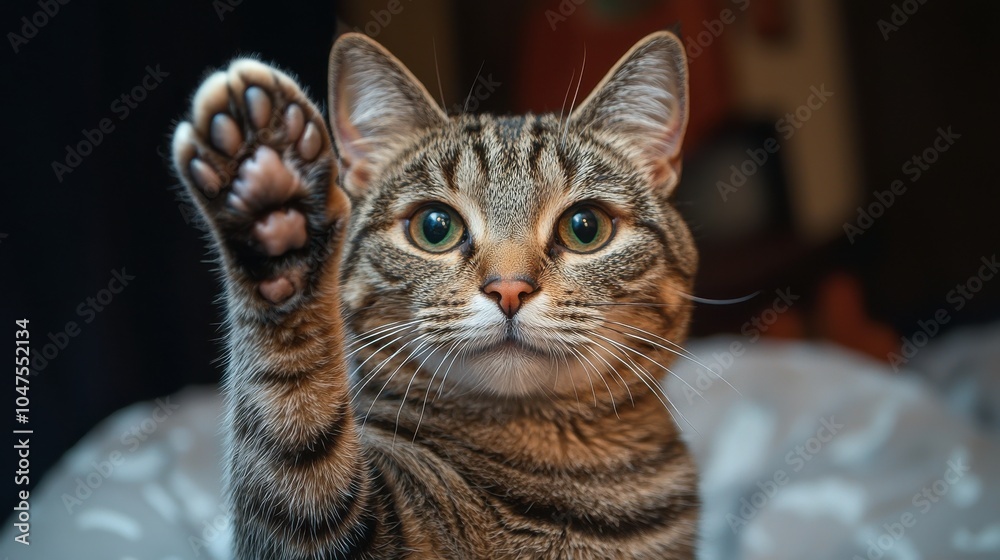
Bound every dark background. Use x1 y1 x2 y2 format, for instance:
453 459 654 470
3 0 998 513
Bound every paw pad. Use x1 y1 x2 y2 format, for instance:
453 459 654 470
171 58 336 305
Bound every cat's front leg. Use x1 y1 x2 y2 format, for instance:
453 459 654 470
170 60 403 559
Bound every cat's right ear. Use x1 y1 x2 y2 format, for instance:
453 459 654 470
569 31 689 194
328 33 448 196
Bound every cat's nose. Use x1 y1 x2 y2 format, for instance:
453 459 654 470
482 277 537 318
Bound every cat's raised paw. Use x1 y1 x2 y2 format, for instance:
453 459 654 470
171 59 346 305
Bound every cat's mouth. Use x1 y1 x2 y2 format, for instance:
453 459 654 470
470 331 549 358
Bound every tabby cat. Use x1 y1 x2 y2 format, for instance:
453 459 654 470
170 29 698 559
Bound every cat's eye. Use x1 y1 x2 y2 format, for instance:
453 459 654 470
556 205 615 253
407 205 467 253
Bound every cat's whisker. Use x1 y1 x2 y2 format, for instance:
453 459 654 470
589 335 701 435
463 60 486 113
347 324 424 380
558 68 576 132
602 320 712 371
414 337 464 438
360 337 438 435
580 343 635 407
346 319 423 351
586 337 679 421
569 347 599 408
603 322 744 399
583 302 694 309
392 340 445 446
432 37 447 113
669 288 761 305
434 337 476 401
595 326 710 404
346 323 424 363
350 329 434 405
553 340 582 412
572 344 617 417
561 46 587 149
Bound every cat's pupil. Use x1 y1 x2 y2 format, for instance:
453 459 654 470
570 209 599 244
423 210 452 244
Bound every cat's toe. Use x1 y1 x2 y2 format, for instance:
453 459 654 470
190 158 223 197
298 122 323 161
244 86 273 130
210 113 243 157
229 145 302 212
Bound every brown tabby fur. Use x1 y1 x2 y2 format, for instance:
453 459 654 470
171 29 699 559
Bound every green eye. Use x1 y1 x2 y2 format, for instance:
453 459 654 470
557 205 614 253
407 205 466 253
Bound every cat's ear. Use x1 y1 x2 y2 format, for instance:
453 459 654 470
328 33 447 196
570 31 689 193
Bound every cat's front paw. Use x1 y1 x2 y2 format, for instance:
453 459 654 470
171 59 347 304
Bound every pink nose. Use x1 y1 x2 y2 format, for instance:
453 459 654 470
482 278 537 318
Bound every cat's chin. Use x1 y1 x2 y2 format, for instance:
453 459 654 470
418 338 557 397
469 337 548 359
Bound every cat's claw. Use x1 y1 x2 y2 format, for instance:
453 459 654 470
171 59 342 305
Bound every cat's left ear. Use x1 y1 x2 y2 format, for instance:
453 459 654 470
328 33 448 196
570 31 689 193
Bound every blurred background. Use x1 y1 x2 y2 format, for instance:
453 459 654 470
3 0 999 556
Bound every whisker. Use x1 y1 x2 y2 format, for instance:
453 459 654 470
590 335 701 435
583 302 694 309
432 37 447 112
603 322 744 399
553 340 582 412
392 340 446 446
350 331 433 404
557 68 576 131
573 345 617 417
347 322 423 369
580 343 634 407
561 46 586 148
346 319 423 352
464 60 486 113
435 337 476 400
603 320 710 370
414 337 464 437
360 338 438 434
564 345 598 407
671 289 761 305
589 338 686 429
594 330 708 405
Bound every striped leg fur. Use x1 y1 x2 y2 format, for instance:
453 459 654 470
170 59 405 559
